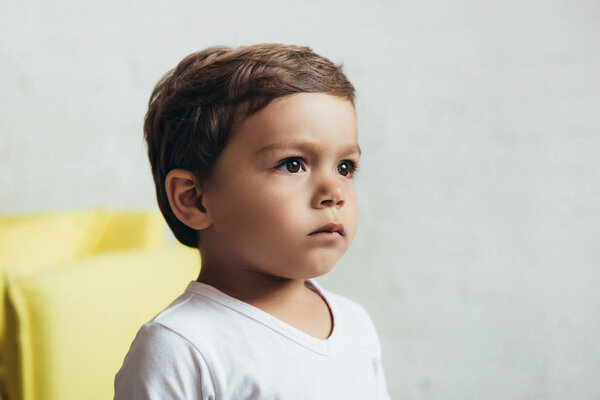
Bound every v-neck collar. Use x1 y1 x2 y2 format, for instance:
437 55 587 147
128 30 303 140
184 278 338 355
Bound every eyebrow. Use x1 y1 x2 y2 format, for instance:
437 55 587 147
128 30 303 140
255 140 362 157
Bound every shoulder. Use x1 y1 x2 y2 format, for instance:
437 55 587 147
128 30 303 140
320 287 391 399
326 289 371 321
114 283 222 400
114 322 215 400
322 285 376 329
118 286 224 370
321 287 383 354
122 321 203 360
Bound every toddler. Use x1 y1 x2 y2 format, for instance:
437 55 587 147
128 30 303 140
114 43 391 399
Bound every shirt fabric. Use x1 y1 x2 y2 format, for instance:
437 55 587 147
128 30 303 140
114 278 391 400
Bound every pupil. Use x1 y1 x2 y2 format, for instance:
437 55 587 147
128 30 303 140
340 163 348 175
288 160 299 172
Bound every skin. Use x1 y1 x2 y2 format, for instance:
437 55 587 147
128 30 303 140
165 92 360 339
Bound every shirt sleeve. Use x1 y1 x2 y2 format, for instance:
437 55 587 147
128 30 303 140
363 308 392 400
373 342 392 400
114 322 215 400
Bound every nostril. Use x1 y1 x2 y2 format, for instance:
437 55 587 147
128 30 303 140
320 200 344 207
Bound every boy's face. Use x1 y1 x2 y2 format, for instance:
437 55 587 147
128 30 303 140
200 92 360 281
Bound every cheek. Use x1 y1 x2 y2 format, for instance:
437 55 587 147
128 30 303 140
215 179 300 235
345 189 360 235
250 186 302 230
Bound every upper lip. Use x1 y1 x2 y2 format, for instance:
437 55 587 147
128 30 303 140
309 222 345 236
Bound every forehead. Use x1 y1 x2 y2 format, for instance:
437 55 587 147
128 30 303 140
230 93 358 154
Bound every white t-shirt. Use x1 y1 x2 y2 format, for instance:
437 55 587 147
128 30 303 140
114 278 391 400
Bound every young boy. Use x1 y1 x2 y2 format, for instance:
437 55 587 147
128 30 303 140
114 43 391 399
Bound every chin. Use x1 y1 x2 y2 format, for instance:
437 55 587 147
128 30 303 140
299 261 338 280
271 253 341 280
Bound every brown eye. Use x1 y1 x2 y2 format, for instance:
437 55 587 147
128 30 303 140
338 161 358 177
275 157 304 174
286 159 301 173
338 162 350 176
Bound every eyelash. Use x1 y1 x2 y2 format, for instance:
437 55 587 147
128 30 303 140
274 157 360 178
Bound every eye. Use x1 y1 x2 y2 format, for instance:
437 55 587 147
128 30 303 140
274 157 360 177
275 157 305 174
338 160 360 178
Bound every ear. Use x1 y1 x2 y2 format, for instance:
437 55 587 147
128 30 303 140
165 169 212 231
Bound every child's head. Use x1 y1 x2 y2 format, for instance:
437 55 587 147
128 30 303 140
144 43 360 280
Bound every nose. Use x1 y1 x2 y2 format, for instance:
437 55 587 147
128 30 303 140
312 174 345 209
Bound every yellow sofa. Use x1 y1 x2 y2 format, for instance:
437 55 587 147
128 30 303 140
0 209 200 400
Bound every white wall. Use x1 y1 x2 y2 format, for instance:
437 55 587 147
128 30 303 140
2 0 599 398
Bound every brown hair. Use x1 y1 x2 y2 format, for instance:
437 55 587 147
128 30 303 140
144 43 356 248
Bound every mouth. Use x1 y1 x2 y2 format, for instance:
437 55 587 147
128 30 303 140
309 222 345 237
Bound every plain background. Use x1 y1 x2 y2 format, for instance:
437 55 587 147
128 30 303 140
2 1 599 398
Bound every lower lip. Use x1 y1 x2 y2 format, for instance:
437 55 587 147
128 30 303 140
308 231 343 241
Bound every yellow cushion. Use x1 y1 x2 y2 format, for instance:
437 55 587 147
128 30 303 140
0 208 166 351
1 209 99 274
0 208 167 399
0 208 165 272
87 210 166 254
3 244 200 400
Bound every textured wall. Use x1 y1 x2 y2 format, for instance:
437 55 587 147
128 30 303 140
2 0 599 398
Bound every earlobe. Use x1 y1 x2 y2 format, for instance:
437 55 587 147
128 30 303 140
165 169 212 230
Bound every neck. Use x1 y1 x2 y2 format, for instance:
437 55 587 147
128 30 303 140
195 251 313 305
